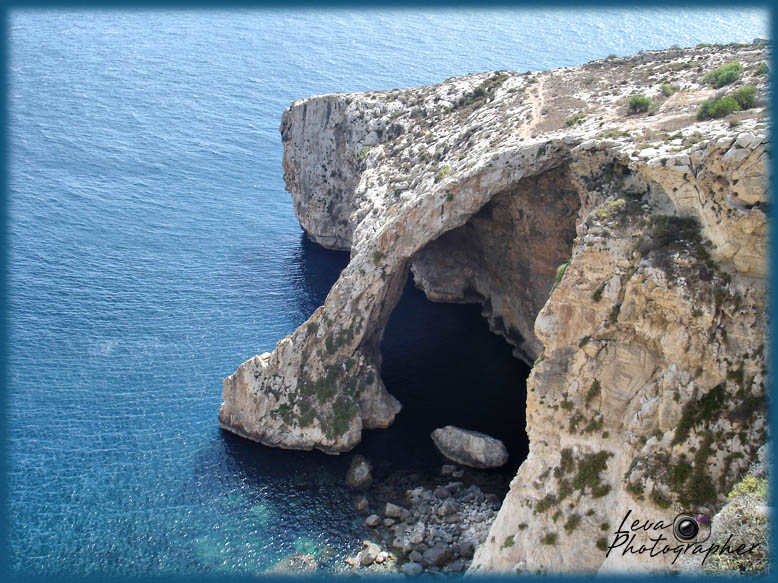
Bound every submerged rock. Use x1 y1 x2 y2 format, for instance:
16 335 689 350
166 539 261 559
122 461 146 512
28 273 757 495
346 454 373 490
358 541 381 566
400 561 424 576
431 426 509 469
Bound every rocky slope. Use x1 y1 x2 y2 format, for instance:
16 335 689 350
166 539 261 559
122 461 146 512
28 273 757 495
220 43 769 573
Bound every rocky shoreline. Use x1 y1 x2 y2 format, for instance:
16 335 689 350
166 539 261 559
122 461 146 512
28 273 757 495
338 462 509 576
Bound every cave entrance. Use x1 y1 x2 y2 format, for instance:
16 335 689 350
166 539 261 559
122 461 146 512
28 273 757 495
356 163 581 480
362 273 531 476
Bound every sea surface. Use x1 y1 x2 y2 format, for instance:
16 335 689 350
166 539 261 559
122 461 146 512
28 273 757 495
7 8 768 576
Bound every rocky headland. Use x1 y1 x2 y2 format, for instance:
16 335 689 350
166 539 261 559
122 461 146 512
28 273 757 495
220 42 769 574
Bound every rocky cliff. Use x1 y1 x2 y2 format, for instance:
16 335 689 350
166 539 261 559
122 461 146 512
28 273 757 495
220 43 769 573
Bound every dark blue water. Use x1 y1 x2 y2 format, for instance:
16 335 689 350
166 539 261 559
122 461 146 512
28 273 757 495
8 8 768 576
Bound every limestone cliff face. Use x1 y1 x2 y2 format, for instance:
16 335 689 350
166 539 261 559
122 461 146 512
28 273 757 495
220 43 769 572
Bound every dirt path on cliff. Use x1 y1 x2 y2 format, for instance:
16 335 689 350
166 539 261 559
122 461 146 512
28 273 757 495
519 75 546 138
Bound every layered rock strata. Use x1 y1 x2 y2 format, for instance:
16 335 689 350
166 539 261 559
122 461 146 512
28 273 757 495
220 43 769 572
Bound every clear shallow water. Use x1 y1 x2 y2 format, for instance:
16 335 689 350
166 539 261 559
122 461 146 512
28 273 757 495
8 8 768 576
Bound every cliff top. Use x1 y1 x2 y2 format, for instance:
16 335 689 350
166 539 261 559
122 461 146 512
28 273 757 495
288 42 768 175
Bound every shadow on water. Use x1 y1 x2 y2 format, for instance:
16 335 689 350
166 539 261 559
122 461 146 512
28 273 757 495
357 275 530 480
287 233 351 317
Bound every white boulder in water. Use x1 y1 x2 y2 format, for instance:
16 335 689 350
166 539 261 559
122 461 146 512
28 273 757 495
431 426 508 469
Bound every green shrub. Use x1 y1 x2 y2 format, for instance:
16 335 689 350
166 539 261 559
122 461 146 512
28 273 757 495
607 53 617 60
564 514 582 532
608 303 621 324
702 62 742 88
585 380 601 407
596 537 608 551
358 146 372 161
434 166 451 183
599 129 631 139
660 84 677 97
331 396 357 437
535 493 556 513
572 451 612 492
627 95 651 114
566 111 586 126
755 62 769 76
731 85 757 109
552 262 568 290
729 474 767 499
704 487 769 574
502 535 515 548
696 96 739 120
670 458 693 490
540 533 558 545
650 489 672 509
372 250 384 265
626 482 644 495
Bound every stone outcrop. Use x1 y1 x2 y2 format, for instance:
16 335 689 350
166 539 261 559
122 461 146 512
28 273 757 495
346 454 373 490
220 43 769 573
431 426 509 469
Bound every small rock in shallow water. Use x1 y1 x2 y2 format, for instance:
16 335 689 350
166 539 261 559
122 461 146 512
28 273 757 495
383 518 396 527
400 562 424 576
354 495 369 511
269 553 318 573
365 514 381 527
441 464 456 476
375 551 388 564
346 455 373 490
358 542 381 566
409 550 423 563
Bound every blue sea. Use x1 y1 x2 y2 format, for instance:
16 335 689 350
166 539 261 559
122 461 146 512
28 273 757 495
8 8 768 576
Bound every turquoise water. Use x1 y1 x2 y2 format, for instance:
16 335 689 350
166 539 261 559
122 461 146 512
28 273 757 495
8 8 768 576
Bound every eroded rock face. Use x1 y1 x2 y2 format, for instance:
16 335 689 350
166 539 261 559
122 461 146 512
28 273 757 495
431 426 509 469
221 43 768 572
412 165 580 363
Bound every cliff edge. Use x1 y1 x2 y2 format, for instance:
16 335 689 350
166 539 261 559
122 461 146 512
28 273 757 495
219 43 769 572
